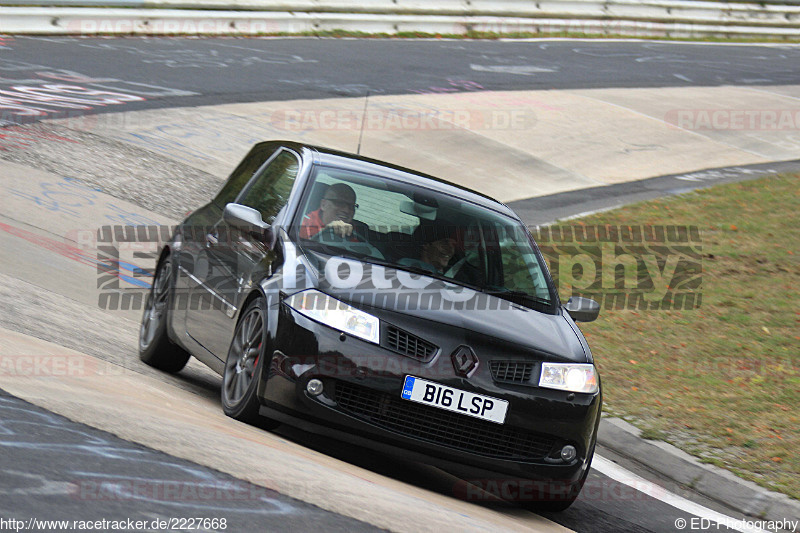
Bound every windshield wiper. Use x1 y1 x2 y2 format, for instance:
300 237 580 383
362 258 456 284
485 288 552 308
349 256 487 292
298 238 373 261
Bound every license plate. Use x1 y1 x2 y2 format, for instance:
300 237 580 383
401 376 508 424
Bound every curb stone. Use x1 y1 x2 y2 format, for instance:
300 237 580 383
598 417 800 530
507 158 800 228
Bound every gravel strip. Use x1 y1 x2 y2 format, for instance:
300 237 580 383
0 122 221 220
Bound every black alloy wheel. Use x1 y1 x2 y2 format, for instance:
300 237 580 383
221 297 278 428
139 255 190 373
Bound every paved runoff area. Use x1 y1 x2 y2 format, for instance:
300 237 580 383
25 85 800 204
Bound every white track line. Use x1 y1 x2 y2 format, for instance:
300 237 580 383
593 455 767 533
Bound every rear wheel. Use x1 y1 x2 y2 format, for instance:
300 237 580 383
139 255 190 373
221 297 279 429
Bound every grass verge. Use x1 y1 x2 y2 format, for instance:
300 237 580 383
545 174 799 499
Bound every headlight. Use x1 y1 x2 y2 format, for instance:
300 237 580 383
539 363 598 394
285 290 380 344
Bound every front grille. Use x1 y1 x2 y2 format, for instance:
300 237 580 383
334 381 556 462
383 326 437 361
490 361 536 384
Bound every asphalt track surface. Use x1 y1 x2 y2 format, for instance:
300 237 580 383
0 390 381 532
1 37 798 532
3 36 800 125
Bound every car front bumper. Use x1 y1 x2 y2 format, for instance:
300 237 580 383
258 304 602 492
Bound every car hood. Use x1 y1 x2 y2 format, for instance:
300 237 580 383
301 251 587 363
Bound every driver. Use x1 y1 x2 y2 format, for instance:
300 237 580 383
300 183 365 239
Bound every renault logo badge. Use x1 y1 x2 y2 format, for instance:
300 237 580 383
451 345 478 377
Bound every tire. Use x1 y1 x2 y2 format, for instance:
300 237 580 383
221 297 279 429
522 446 594 513
529 485 581 513
138 255 190 373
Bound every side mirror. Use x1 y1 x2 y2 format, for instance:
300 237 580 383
565 296 600 323
223 203 273 245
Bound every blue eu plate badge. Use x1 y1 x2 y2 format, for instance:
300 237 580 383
401 376 415 400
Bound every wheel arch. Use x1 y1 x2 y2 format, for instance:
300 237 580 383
154 244 172 273
221 286 279 427
238 288 267 326
237 287 279 393
154 244 183 348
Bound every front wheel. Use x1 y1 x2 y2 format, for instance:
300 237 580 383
523 447 594 513
139 255 190 373
221 297 279 429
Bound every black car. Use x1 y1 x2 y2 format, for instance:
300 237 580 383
138 141 602 511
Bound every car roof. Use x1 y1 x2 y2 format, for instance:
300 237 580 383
279 141 519 219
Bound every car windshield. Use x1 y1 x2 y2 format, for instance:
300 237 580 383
291 165 555 310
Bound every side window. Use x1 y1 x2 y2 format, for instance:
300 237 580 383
238 150 300 224
213 142 279 206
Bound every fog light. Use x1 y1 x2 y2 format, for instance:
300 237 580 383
306 379 324 396
561 445 577 462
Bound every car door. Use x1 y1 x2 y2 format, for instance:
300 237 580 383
184 147 301 359
177 142 281 357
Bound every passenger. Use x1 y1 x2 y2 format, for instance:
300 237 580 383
399 223 456 274
300 183 363 239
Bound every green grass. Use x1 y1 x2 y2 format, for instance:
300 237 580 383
544 174 800 499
